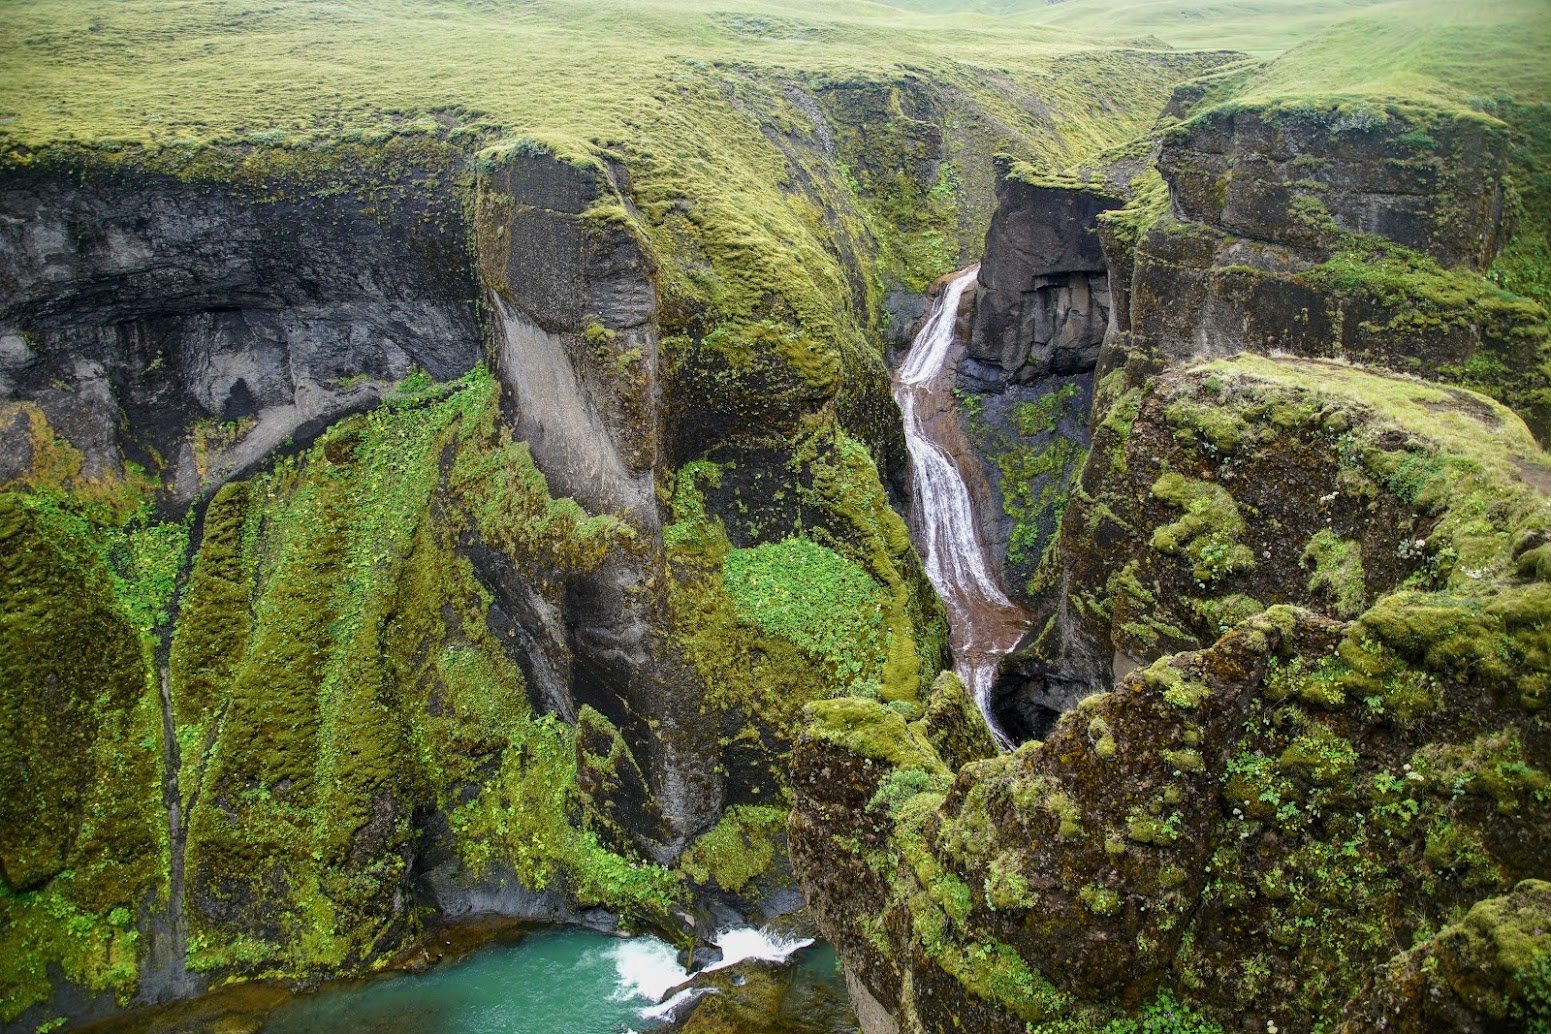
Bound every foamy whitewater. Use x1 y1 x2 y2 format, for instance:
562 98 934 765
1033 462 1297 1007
608 925 815 1023
705 927 815 972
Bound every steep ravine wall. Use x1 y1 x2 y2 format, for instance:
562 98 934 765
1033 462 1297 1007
790 95 1551 1033
4 57 1121 1026
989 97 1551 737
0 140 899 1030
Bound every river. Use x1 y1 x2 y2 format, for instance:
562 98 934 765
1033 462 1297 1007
87 926 837 1034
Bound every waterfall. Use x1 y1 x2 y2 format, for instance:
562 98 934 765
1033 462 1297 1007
894 266 1031 746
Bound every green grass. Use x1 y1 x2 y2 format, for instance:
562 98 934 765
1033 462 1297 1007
1018 0 1390 55
871 0 1391 57
724 537 890 697
0 0 1209 155
1185 0 1551 119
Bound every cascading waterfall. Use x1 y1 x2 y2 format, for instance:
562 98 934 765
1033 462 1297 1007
894 265 1032 745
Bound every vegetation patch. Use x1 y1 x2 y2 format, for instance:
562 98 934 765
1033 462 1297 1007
1150 473 1256 585
724 537 889 696
679 806 791 894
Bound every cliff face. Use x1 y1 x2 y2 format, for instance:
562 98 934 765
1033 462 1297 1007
1127 104 1551 442
792 356 1551 1033
0 130 898 1029
993 98 1551 731
8 54 1204 1025
789 89 1551 1034
0 146 481 504
953 173 1121 601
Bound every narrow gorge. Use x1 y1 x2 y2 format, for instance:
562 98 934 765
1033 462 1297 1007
1 1 1549 1032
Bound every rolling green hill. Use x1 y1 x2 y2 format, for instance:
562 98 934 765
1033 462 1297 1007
0 0 1182 154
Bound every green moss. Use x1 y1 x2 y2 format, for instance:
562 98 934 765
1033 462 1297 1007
868 766 952 821
1184 593 1266 636
0 493 163 1017
1265 654 1350 710
984 851 1034 911
1196 354 1549 582
1490 102 1551 310
1098 386 1145 474
1144 658 1213 710
804 698 947 774
1161 749 1207 775
910 670 997 770
168 482 255 813
0 882 142 1023
1302 529 1366 617
1079 884 1124 917
1150 472 1256 585
1276 727 1358 786
724 537 889 696
678 805 789 894
665 428 946 772
965 382 1091 569
164 368 676 979
1165 396 1248 454
1097 165 1172 250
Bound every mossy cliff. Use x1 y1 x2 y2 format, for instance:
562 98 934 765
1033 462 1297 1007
791 359 1551 1032
0 24 1231 1027
788 3 1551 1030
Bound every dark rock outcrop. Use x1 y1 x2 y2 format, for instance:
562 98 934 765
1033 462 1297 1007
0 152 482 505
1338 879 1551 1033
795 263 1551 1030
1159 106 1512 269
967 170 1122 385
1118 102 1550 441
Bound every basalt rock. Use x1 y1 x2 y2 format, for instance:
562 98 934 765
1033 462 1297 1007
0 150 482 506
1338 879 1551 1033
951 173 1123 598
1116 101 1551 441
967 169 1122 386
1159 105 1512 269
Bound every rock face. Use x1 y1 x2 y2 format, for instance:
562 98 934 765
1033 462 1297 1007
1159 107 1512 269
0 76 963 1024
792 359 1551 1033
1339 879 1551 1033
989 97 1551 732
955 173 1122 601
0 149 482 505
791 91 1551 1034
1123 103 1550 441
967 171 1121 386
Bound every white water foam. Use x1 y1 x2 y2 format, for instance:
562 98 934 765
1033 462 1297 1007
704 926 815 972
639 986 715 1022
606 935 689 1004
608 927 811 1023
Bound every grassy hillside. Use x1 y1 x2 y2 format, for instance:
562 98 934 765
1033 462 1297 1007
0 0 1191 155
869 0 1391 54
1016 0 1391 54
1189 0 1551 116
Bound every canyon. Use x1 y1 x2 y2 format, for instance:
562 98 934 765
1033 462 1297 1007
1 1 1549 1032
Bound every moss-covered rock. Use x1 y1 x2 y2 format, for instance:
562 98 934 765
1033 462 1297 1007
793 347 1551 1031
1339 880 1551 1032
